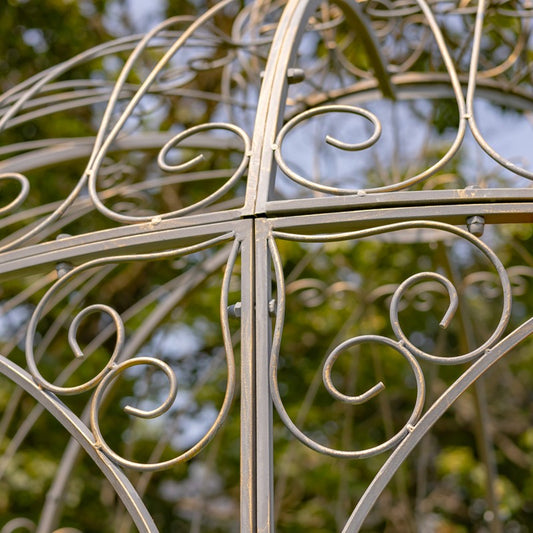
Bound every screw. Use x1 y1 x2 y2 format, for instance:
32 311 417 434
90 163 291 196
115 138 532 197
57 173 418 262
287 68 305 84
227 300 277 318
466 215 485 237
55 262 72 279
227 302 242 318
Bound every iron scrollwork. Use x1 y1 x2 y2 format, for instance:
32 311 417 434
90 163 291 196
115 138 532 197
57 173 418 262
268 220 524 454
24 234 238 472
2 0 533 530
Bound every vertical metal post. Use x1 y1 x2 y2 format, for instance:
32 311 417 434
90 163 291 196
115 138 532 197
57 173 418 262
255 218 274 532
240 220 256 532
246 0 321 215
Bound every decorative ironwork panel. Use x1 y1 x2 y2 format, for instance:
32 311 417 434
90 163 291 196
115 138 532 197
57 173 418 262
1 0 533 531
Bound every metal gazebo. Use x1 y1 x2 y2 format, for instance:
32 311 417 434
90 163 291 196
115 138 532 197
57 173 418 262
1 0 533 531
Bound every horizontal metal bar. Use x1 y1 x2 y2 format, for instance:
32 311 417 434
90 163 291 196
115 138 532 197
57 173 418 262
268 200 533 234
4 193 531 280
274 188 533 212
0 217 247 280
266 188 533 217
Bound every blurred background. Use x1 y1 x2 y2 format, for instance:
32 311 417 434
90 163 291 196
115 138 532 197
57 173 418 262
1 1 533 532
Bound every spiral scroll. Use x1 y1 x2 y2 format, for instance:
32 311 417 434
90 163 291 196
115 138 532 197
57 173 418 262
87 122 251 223
269 219 513 458
0 0 246 255
25 233 238 471
273 105 382 195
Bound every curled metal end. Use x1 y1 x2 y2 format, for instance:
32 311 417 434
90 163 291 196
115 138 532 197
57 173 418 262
391 272 458 332
323 337 391 406
353 381 385 403
117 359 178 419
439 292 458 329
325 122 381 151
0 173 30 216
68 304 124 364
158 150 205 174
71 344 85 359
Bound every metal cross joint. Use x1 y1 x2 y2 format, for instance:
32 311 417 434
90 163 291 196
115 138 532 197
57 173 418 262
1 0 533 531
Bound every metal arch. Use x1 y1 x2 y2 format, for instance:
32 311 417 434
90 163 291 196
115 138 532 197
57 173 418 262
246 0 395 212
0 355 158 533
343 317 533 532
1 0 533 532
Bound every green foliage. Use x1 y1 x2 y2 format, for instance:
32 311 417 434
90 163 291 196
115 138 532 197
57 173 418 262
2 2 533 533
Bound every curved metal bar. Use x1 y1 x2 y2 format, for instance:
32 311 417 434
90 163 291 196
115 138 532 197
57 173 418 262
12 239 236 531
252 0 466 202
92 355 178 419
3 1 533 530
0 135 243 176
87 238 239 471
25 233 234 396
374 0 464 189
396 273 458 329
84 17 196 170
0 35 144 127
0 355 158 533
0 269 111 473
274 220 512 365
342 317 533 532
466 0 533 180
248 0 323 211
477 16 527 80
0 34 176 253
269 234 426 458
0 173 30 216
86 0 238 220
34 247 232 532
88 122 250 223
1 518 35 533
0 7 236 252
0 250 231 484
0 29 220 119
274 104 382 194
